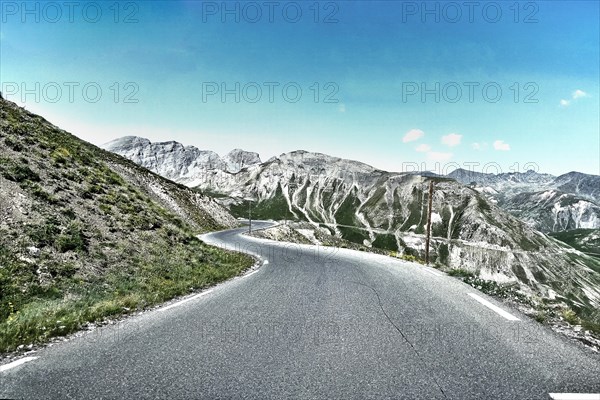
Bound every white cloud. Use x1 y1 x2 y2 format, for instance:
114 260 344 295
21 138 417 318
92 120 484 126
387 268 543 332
560 89 589 107
493 140 510 151
415 144 431 152
403 129 424 143
338 103 346 113
427 151 453 161
441 133 462 147
471 142 487 150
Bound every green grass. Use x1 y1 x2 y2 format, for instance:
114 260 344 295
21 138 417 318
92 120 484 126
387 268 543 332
0 157 41 183
437 243 449 265
549 229 600 259
476 195 491 212
338 226 370 245
55 223 88 253
230 183 296 220
4 136 24 152
334 188 361 226
561 308 579 325
0 97 254 353
534 311 547 323
447 268 475 278
581 312 600 335
195 189 229 198
511 264 530 284
559 195 581 207
362 186 386 211
0 237 253 353
399 186 426 233
515 228 542 252
372 233 398 251
400 253 420 263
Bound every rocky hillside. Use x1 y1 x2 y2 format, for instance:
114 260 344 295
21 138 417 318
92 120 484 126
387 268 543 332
0 98 251 353
554 171 600 202
102 136 262 184
105 140 600 317
449 168 600 232
105 137 600 234
503 190 600 232
447 168 556 198
549 229 600 259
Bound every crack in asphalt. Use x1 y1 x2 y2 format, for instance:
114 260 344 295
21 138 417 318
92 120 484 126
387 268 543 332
350 280 449 400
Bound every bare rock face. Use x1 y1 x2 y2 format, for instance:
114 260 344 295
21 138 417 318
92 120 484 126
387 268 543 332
553 171 600 203
223 149 262 173
503 190 600 232
102 136 228 181
102 137 262 186
448 168 600 232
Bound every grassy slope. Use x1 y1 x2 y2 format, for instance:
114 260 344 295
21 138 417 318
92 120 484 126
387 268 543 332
229 183 296 220
549 229 600 259
0 99 253 353
334 187 371 244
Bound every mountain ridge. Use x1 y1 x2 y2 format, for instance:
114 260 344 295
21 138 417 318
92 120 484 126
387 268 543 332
103 136 600 233
105 136 600 182
103 135 600 317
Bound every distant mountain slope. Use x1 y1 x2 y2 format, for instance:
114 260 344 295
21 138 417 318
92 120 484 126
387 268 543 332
223 148 262 174
449 168 600 204
105 139 600 234
549 229 600 259
102 136 262 183
0 98 251 353
448 168 556 191
447 168 556 205
105 138 600 315
503 190 600 232
448 168 600 232
553 171 600 202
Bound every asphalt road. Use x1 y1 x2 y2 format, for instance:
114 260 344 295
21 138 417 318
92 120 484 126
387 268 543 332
1 221 599 399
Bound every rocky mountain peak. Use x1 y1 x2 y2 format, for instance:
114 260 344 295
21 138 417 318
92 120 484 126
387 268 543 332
101 136 263 182
223 149 262 173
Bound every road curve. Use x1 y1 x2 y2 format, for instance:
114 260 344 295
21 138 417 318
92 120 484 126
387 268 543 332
1 221 599 399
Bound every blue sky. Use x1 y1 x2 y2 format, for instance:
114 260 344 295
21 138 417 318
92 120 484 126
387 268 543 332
1 0 598 175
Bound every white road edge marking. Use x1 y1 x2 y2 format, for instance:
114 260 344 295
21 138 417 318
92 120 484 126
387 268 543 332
0 357 38 372
423 268 442 277
160 258 267 312
549 394 600 400
160 290 213 312
245 269 259 277
467 293 520 321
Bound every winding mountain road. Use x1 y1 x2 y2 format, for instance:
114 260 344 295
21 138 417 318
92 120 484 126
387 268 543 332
1 221 599 399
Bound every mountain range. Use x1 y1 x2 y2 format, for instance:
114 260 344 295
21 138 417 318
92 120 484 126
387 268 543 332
103 136 600 316
104 137 600 234
102 136 262 185
448 168 600 233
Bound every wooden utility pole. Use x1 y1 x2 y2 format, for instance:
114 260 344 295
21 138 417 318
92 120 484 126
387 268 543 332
425 180 434 265
248 200 252 234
